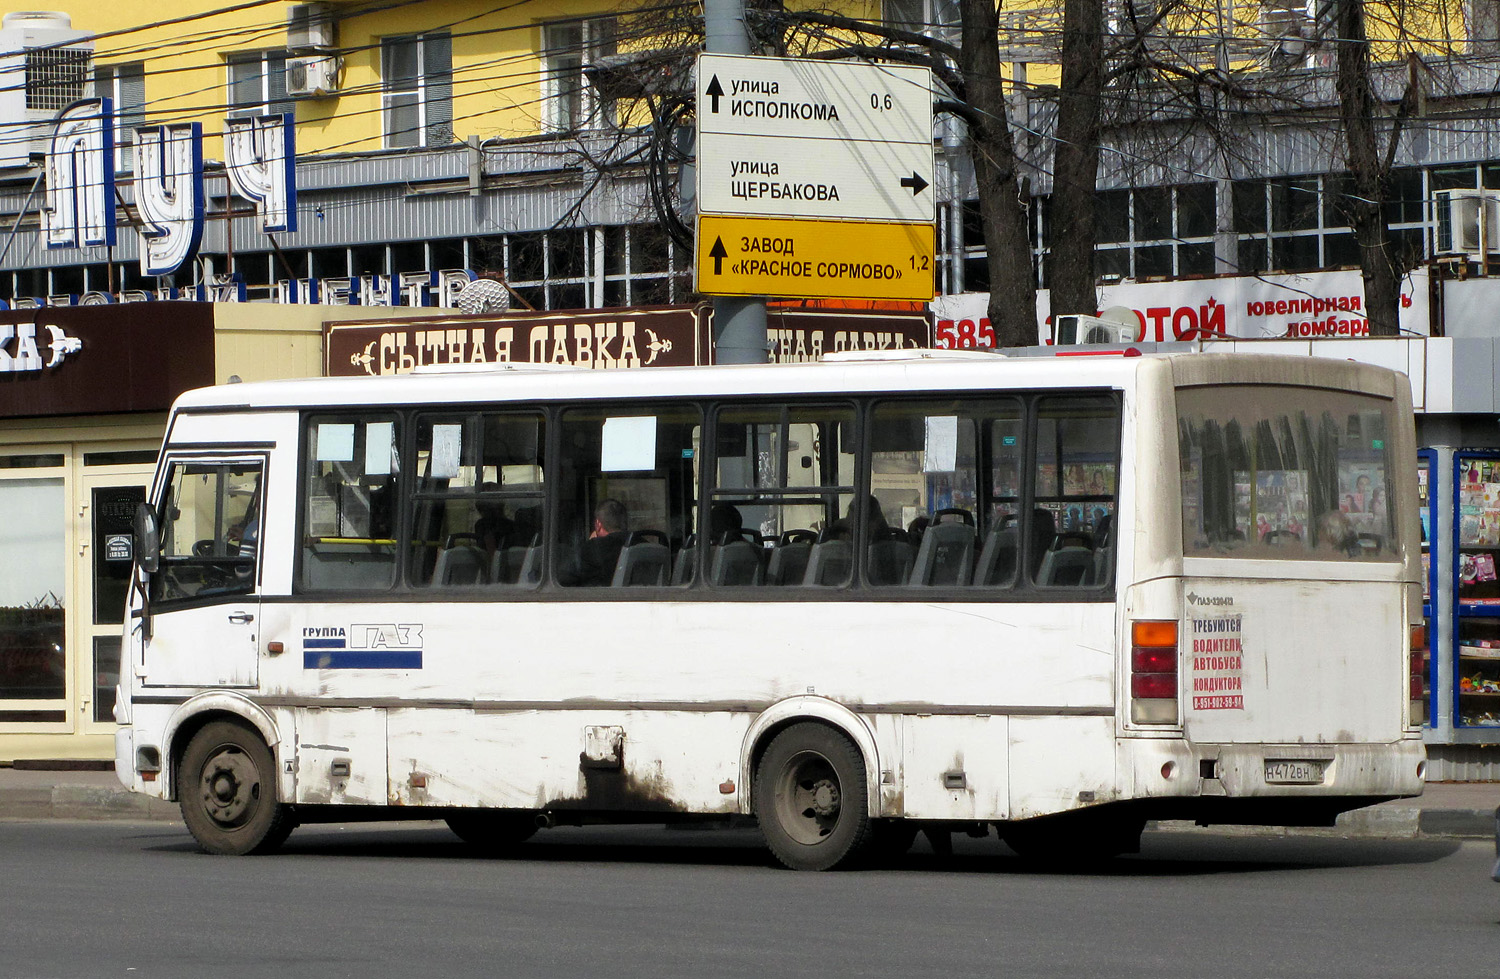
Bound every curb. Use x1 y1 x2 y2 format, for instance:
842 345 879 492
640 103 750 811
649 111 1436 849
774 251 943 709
0 786 178 822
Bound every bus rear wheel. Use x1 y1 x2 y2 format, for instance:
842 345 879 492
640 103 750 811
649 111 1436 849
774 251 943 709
755 723 872 871
445 811 538 853
179 720 293 855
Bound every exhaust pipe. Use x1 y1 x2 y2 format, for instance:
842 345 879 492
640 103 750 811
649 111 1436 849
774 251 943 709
534 811 555 829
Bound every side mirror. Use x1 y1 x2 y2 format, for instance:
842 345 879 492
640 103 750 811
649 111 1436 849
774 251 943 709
134 503 160 574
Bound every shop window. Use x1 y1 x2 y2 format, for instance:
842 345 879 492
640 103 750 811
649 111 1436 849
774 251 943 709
1232 180 1268 235
1177 242 1216 277
1095 189 1130 243
1274 234 1321 272
1135 244 1173 278
1270 178 1321 232
1095 248 1129 280
964 257 990 293
1135 186 1172 241
1174 184 1214 238
0 477 65 701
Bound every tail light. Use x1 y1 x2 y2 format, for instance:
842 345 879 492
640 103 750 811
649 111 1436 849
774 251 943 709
1131 620 1179 724
1410 624 1427 727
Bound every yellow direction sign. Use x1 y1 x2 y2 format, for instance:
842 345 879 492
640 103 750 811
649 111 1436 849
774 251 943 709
696 216 935 301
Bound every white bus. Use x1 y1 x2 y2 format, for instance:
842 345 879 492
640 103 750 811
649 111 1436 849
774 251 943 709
115 350 1426 869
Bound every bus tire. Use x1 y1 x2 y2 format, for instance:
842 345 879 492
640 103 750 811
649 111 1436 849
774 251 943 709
444 811 538 853
179 720 293 856
754 722 872 871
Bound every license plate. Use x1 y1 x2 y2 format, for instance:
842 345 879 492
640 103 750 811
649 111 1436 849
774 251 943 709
1264 760 1326 785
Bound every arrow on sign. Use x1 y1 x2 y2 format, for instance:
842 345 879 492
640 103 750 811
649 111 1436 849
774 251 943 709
705 75 724 113
900 172 929 196
709 236 728 274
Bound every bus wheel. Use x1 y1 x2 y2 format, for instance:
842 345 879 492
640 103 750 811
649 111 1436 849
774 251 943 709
445 811 538 853
179 721 293 856
755 723 872 871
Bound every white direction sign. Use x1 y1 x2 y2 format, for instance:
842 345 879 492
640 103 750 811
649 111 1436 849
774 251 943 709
696 53 934 224
698 132 932 222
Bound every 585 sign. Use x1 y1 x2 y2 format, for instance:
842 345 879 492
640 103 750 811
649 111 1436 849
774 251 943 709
935 315 996 350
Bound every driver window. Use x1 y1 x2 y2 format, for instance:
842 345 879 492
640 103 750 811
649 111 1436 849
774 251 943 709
153 461 263 603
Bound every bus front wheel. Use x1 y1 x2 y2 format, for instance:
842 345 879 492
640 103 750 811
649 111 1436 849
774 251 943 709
755 723 872 871
179 720 293 855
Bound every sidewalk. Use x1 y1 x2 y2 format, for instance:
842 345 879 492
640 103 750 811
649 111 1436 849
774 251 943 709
1 764 1495 838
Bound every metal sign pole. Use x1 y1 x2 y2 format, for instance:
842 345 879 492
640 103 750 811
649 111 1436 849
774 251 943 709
703 0 769 364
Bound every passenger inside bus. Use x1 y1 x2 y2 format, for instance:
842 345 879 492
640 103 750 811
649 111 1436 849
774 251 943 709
558 498 629 587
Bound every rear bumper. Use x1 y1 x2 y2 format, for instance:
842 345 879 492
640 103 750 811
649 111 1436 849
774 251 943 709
1120 737 1426 825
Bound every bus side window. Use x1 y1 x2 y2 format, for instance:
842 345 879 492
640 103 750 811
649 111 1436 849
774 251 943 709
555 404 701 588
408 412 545 589
1032 396 1120 588
868 398 1023 590
300 416 400 592
712 404 856 589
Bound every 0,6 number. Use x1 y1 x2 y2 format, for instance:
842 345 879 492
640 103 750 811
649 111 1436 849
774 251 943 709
870 93 894 111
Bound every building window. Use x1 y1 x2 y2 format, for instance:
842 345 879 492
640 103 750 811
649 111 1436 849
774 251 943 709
227 51 292 118
94 62 144 172
542 18 616 132
381 32 454 149
883 0 961 34
1089 183 1218 280
1106 0 1158 34
26 46 90 111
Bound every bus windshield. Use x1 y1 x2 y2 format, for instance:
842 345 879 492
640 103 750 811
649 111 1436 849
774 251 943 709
1178 384 1397 561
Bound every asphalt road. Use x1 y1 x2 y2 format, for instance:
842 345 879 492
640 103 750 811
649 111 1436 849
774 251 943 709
0 820 1494 979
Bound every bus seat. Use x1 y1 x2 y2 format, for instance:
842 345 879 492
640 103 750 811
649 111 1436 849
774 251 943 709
866 527 914 585
909 511 975 586
1028 508 1057 576
803 537 852 586
766 530 815 585
433 535 488 586
975 524 1018 586
515 545 541 585
612 531 670 587
711 537 765 586
1038 539 1094 587
671 535 698 585
1088 514 1114 586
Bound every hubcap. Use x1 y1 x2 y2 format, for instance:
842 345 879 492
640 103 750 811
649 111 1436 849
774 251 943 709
775 750 842 845
199 747 259 828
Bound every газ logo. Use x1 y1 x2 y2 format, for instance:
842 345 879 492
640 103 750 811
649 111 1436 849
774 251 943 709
302 624 424 669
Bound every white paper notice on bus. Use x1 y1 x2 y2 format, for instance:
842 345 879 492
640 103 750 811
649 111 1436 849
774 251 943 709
316 423 355 462
602 415 658 472
1189 611 1245 710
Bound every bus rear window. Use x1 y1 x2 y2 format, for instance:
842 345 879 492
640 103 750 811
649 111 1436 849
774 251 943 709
1178 384 1396 561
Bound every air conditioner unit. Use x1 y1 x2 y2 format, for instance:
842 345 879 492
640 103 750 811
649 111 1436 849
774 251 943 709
286 55 340 97
1435 188 1500 259
1053 314 1136 345
286 3 335 51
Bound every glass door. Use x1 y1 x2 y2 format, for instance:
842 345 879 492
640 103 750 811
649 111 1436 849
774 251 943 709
77 468 152 733
0 458 69 730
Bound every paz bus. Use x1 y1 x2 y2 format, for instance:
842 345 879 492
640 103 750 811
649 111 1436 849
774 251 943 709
115 350 1426 869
